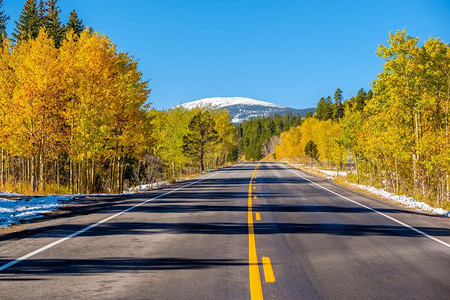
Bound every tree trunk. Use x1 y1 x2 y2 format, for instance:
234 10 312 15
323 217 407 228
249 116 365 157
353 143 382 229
31 155 36 193
91 159 95 194
77 161 81 194
200 147 204 172
119 157 124 193
395 156 399 194
69 159 73 193
412 152 417 196
39 149 44 193
84 159 89 194
116 157 121 193
56 157 60 188
26 156 30 186
0 148 4 187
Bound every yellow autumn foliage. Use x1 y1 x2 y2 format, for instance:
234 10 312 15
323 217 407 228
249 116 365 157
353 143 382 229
276 118 347 167
277 30 449 208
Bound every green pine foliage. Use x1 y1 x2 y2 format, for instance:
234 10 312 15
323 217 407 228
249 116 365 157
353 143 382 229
314 96 333 120
304 140 319 167
37 0 45 26
333 88 344 120
344 88 372 112
148 107 236 182
0 0 9 43
11 0 85 44
13 0 41 42
239 113 302 160
66 9 84 36
314 88 373 119
43 0 63 47
183 110 219 171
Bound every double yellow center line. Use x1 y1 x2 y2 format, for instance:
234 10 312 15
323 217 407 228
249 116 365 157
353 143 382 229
248 164 263 300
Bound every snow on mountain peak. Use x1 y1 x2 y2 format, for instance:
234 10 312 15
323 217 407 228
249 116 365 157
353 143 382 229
174 96 314 124
178 97 286 110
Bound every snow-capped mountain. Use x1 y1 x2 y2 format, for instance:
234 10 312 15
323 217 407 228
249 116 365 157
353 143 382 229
177 97 314 124
180 97 285 110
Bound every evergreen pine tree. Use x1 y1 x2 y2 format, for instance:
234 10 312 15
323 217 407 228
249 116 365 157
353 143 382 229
43 0 63 47
304 140 319 167
183 111 219 171
13 0 41 42
366 90 373 101
315 97 333 120
66 9 85 36
325 96 334 120
355 88 367 111
333 88 344 120
0 0 9 44
37 0 45 25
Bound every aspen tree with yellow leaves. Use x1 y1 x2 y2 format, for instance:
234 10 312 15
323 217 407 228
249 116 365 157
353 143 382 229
11 29 65 192
59 30 150 193
0 1 240 195
0 26 236 194
0 39 14 188
276 30 449 209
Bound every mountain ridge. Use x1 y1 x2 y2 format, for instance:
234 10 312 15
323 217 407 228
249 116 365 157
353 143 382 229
176 97 314 124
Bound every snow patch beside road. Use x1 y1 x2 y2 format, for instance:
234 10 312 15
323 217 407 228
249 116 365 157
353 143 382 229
0 191 23 197
127 177 190 192
0 196 71 228
350 183 450 217
127 181 170 192
288 162 449 217
0 175 191 228
0 191 132 228
317 169 348 178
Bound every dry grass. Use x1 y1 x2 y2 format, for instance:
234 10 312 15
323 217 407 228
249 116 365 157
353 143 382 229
0 181 71 196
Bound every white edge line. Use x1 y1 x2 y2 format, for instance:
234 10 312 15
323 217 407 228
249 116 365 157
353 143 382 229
279 163 450 250
0 169 224 272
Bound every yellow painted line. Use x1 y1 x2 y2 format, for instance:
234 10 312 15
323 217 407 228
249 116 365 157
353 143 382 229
262 257 276 283
248 163 263 300
255 212 261 221
254 195 257 200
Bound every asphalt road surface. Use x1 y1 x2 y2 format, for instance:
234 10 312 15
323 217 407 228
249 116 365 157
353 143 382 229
0 162 449 299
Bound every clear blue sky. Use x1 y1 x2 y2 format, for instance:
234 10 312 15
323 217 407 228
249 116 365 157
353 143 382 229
3 0 450 109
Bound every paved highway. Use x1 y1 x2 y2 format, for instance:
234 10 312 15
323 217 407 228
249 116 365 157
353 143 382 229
0 162 449 299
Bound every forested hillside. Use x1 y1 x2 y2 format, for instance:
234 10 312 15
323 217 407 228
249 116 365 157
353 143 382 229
0 0 236 194
276 30 449 208
238 113 301 160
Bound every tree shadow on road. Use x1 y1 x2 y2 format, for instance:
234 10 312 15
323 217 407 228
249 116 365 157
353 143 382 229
0 257 249 277
16 219 450 239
